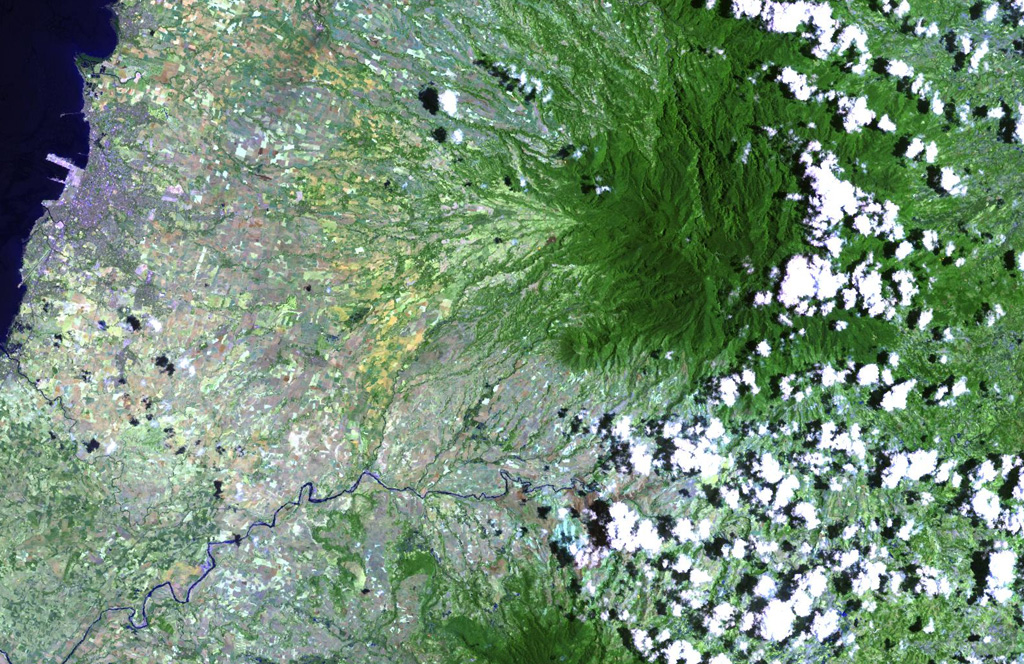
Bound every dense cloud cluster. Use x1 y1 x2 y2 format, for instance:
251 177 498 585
550 400 1024 663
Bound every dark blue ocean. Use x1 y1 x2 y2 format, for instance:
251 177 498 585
0 0 118 349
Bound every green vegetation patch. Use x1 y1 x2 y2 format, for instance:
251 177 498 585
441 566 643 664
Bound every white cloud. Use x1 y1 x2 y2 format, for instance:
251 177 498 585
630 441 654 475
779 67 816 101
906 449 938 480
794 501 820 528
608 501 640 551
761 599 796 641
613 415 632 441
778 254 848 311
838 549 860 570
851 260 887 317
671 437 725 481
886 60 912 78
758 452 785 484
820 367 846 388
741 369 759 395
706 417 727 439
892 269 918 306
811 609 841 640
708 604 736 637
857 364 880 386
905 137 925 159
719 376 740 406
755 575 778 597
837 95 876 132
883 452 909 489
635 518 664 554
805 568 828 597
939 167 966 196
817 420 866 459
853 560 887 594
663 640 702 664
632 629 654 655
969 40 990 72
797 148 904 245
732 0 763 18
439 89 459 115
835 25 869 52
989 548 1017 603
775 474 800 508
880 379 917 411
971 488 1001 526
673 518 698 542
791 589 813 616
760 0 818 32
